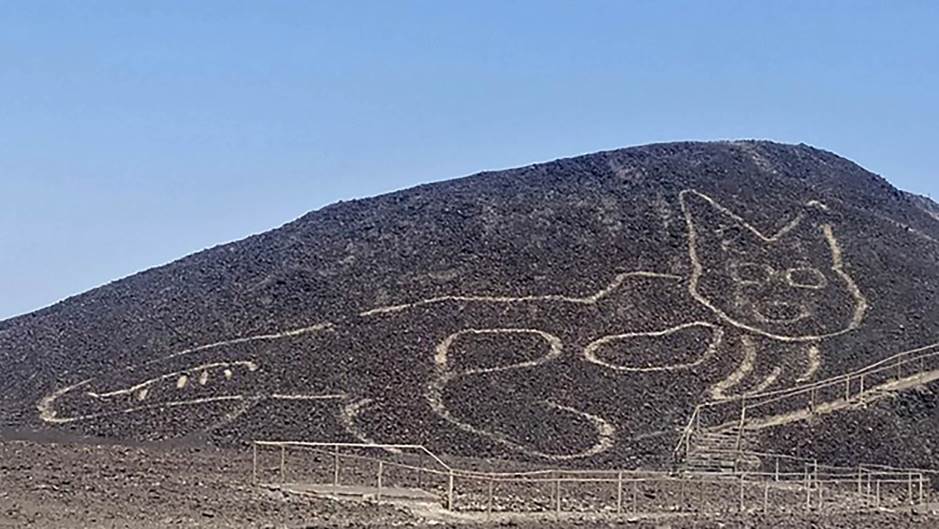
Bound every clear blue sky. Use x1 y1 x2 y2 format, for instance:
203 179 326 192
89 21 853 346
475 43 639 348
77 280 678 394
1 1 937 320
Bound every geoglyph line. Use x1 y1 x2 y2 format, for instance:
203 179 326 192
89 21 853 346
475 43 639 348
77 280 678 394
38 188 877 462
796 344 821 383
360 271 682 317
434 328 564 373
682 189 868 343
582 322 724 372
748 367 783 396
428 377 616 461
428 328 615 460
40 390 347 425
40 393 247 425
137 322 335 369
340 398 403 454
87 361 259 399
709 335 757 400
269 393 348 401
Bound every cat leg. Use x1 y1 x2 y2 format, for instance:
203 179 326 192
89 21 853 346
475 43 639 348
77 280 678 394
709 334 758 400
795 342 822 383
709 333 805 399
710 336 824 401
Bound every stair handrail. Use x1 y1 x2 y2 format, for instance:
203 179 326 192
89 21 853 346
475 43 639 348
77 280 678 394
674 341 939 466
681 342 939 436
672 405 702 460
746 345 939 419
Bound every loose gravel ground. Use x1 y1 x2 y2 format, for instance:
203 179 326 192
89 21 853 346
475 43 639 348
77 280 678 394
3 437 938 528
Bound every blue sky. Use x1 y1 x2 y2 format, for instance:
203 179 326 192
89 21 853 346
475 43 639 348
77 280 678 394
1 1 937 319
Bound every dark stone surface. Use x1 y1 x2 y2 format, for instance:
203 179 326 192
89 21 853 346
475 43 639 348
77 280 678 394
2 140 939 470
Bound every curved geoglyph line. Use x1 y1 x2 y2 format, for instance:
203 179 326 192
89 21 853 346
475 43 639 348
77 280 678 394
427 328 615 460
36 188 879 461
140 322 336 368
86 361 259 400
709 335 757 400
708 338 810 400
339 398 403 454
796 344 821 383
682 189 869 343
37 322 338 425
583 322 724 372
433 328 564 373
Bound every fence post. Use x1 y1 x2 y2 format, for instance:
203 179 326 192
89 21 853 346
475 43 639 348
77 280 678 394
252 442 258 486
817 475 823 511
919 476 925 507
775 457 780 482
763 481 769 513
377 461 383 501
857 466 862 496
909 473 915 506
333 444 340 487
418 452 424 488
924 476 930 506
616 472 623 514
487 478 494 515
555 476 562 515
804 467 811 511
632 480 638 514
280 445 286 484
697 477 704 514
813 459 819 511
447 470 454 511
876 480 881 508
859 374 865 396
679 478 686 512
810 388 816 414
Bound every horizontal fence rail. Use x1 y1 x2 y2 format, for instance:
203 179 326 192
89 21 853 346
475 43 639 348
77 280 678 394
251 441 936 516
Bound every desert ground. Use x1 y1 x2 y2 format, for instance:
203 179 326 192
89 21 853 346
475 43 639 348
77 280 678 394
3 436 938 529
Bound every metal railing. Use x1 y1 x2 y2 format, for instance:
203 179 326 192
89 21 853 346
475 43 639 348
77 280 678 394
675 343 939 463
251 441 934 515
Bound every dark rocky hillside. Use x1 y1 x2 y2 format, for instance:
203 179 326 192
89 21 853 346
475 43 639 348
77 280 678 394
3 140 939 469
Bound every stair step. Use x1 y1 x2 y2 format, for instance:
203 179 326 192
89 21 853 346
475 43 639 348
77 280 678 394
685 453 761 461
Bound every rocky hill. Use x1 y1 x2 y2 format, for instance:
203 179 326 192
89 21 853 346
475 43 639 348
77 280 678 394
3 140 939 469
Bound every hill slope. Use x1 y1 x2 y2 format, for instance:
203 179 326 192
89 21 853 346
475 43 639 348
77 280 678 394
3 140 939 468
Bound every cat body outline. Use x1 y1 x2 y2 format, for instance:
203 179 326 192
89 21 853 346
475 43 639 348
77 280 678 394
37 189 869 460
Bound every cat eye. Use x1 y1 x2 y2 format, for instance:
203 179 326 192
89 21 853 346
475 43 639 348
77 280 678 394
786 267 828 290
728 262 772 285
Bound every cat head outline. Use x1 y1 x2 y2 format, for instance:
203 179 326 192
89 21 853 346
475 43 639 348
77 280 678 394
680 189 868 342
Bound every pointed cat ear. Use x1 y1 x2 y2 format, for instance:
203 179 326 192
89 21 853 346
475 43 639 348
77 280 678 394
681 190 766 254
681 190 836 258
681 190 828 248
774 199 837 253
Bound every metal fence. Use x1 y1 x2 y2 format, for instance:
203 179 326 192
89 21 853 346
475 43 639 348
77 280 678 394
250 441 933 515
